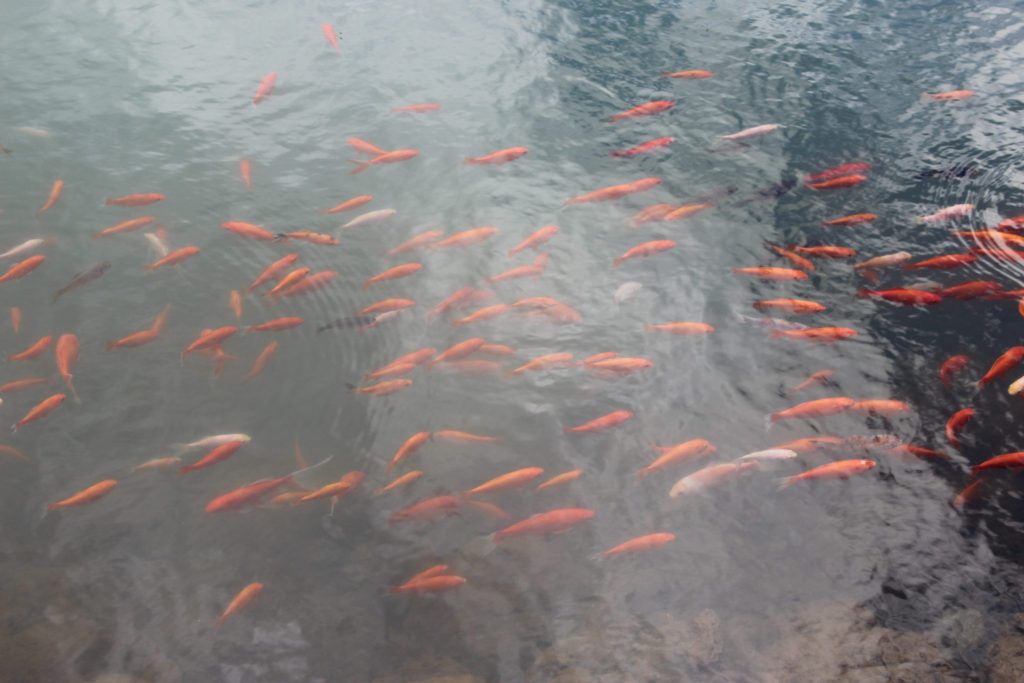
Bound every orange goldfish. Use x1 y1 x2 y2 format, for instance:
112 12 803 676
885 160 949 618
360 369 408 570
495 508 594 540
792 245 857 258
253 72 277 104
432 430 499 444
823 213 877 226
925 89 975 101
281 270 335 297
806 174 867 190
566 177 661 205
733 267 808 281
245 316 303 333
244 341 278 381
10 307 20 333
387 431 431 473
661 69 713 78
9 334 52 361
0 377 49 393
509 226 559 255
610 100 674 122
939 355 969 387
364 262 423 289
390 575 466 593
431 338 487 365
767 244 815 271
14 393 66 431
179 440 247 475
145 246 199 271
638 438 716 479
299 472 364 503
94 216 155 238
434 227 499 249
105 193 165 207
390 495 461 522
361 299 416 315
392 103 441 113
182 326 237 359
978 346 1024 386
216 583 263 627
536 469 582 491
239 159 252 188
38 179 64 214
324 195 373 214
465 467 544 496
107 305 170 350
780 459 875 487
790 369 833 393
266 267 310 296
565 410 633 433
55 334 79 400
353 379 412 396
222 221 276 241
772 327 858 342
855 288 942 305
945 408 974 450
613 240 676 267
644 322 714 335
375 470 424 495
770 397 856 422
630 203 677 227
453 304 510 325
322 22 339 51
851 399 911 415
248 253 299 291
600 532 676 558
47 479 117 510
388 230 444 256
350 149 419 175
663 202 712 221
465 147 528 165
229 290 243 320
610 136 675 157
974 452 1024 474
508 352 574 375
0 254 45 283
753 299 826 314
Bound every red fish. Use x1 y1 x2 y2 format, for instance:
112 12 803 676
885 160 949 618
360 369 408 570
610 137 674 157
772 327 858 343
206 472 292 512
431 338 486 365
974 452 1024 474
182 326 237 359
939 355 969 387
14 393 66 431
509 225 559 256
392 103 441 113
856 288 942 305
245 316 303 333
95 216 155 238
390 495 461 522
105 193 165 207
389 230 444 256
536 469 583 491
791 369 834 392
0 377 50 394
433 227 499 249
663 202 712 222
610 100 674 122
767 244 815 271
266 267 310 296
38 179 64 214
0 255 45 283
939 281 1003 300
753 299 826 314
243 341 278 381
375 470 424 495
465 467 544 496
792 245 857 259
281 270 336 296
780 459 875 487
851 399 911 415
47 479 117 511
55 334 79 400
925 90 975 101
644 322 714 335
432 430 499 444
805 163 872 183
600 532 676 558
10 307 20 333
565 410 633 433
945 408 974 450
823 213 877 226
660 69 713 79
733 267 807 281
322 23 339 51
299 472 364 503
239 159 252 188
222 221 276 241
248 255 298 293
346 137 387 156
805 174 867 190
216 583 263 627
364 262 423 289
465 147 528 165
390 575 466 593
253 72 277 104
630 203 677 227
9 335 52 361
566 177 661 206
281 230 337 246
978 346 1024 386
770 397 856 422
495 508 595 540
145 246 200 271
904 253 976 270
588 357 652 373
387 431 431 472
179 440 247 475
350 149 419 175
638 438 715 479
352 379 412 396
324 195 373 214
613 240 676 267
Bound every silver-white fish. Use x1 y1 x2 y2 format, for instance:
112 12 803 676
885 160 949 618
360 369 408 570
854 251 912 270
1009 375 1024 396
734 313 809 331
669 462 756 497
360 310 402 330
720 124 780 141
15 126 50 138
342 209 397 229
0 238 46 260
144 232 169 258
613 281 643 304
736 448 798 462
171 433 252 452
918 203 973 223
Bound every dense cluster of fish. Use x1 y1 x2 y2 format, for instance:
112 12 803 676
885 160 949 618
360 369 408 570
0 38 1010 630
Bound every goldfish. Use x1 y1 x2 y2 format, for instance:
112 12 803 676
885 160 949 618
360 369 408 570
350 149 419 175
222 221 276 241
509 225 559 255
780 459 876 487
14 393 66 431
856 288 942 305
322 22 339 50
353 379 413 396
536 469 583 491
661 69 713 78
939 355 969 387
245 316 303 333
133 456 182 472
360 299 416 316
588 357 652 373
300 472 364 503
389 230 444 256
971 246 1024 261
0 445 29 462
644 322 714 335
55 334 79 400
434 227 499 248
266 267 310 296
791 369 834 392
216 583 263 627
772 327 858 343
9 335 52 361
229 290 243 320
978 346 1024 386
465 147 528 165
38 179 64 214
428 287 492 319
805 163 872 183
432 430 499 444
253 71 277 104
366 362 417 380
732 267 808 281
8 308 19 334
531 304 579 324
390 575 466 594
582 352 619 366
478 343 515 356
974 451 1024 474
107 305 170 350
379 347 437 371
387 431 431 473
905 253 976 270
144 231 168 258
638 438 716 479
770 397 856 422
610 100 674 122
280 230 338 246
282 270 336 297
613 240 676 267
182 327 237 360
600 533 676 558
0 238 48 260
495 508 595 540
431 338 487 366
0 377 49 394
364 263 423 289
805 174 866 190
392 103 441 113
465 467 544 496
346 137 387 156
390 495 461 522
450 304 508 325
925 90 975 101
919 204 973 223
47 479 117 511
737 448 798 462
824 213 877 226
851 399 911 415
610 137 675 157
753 299 826 314
0 254 45 283
487 259 546 283
94 216 155 238
630 204 676 227
342 209 398 230
509 352 574 375
669 462 756 497
566 177 661 206
952 480 986 510
939 281 1003 300
792 245 857 258
773 436 844 453
663 202 712 221
179 440 247 475
945 408 974 450
436 359 501 374
565 410 633 433
244 341 278 381
145 246 200 271
324 195 372 216
171 434 251 453
105 193 165 207
239 159 252 188
205 474 296 512
719 124 780 141
375 471 424 495
767 244 815 271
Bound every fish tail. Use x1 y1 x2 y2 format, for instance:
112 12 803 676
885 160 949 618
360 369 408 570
612 257 623 268
178 465 192 475
69 380 80 404
854 288 872 299
776 476 794 491
348 160 369 175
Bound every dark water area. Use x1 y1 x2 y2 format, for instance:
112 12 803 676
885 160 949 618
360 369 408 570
2 0 1024 681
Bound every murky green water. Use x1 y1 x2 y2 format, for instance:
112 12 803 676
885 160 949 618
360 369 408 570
2 0 1024 681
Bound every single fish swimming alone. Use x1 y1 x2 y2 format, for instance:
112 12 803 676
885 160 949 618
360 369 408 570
52 261 110 303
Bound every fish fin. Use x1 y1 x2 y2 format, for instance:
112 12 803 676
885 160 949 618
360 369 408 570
775 476 795 491
854 288 871 299
462 532 498 559
291 454 335 489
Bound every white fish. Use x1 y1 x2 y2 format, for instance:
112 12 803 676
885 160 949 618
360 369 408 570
15 126 50 138
614 281 643 304
0 238 47 260
918 204 973 223
719 124 780 141
144 232 169 258
171 433 252 452
1009 375 1024 396
736 448 798 462
734 313 808 331
853 251 912 270
669 462 756 497
360 310 402 330
342 209 397 229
